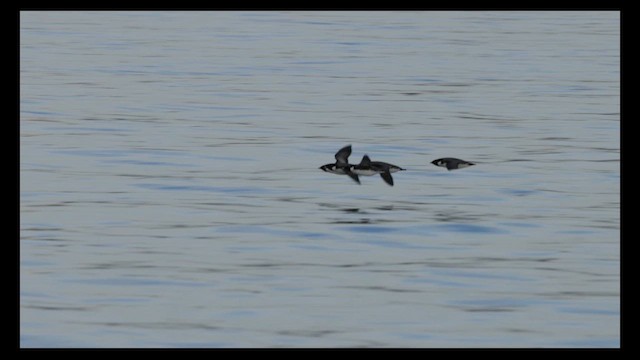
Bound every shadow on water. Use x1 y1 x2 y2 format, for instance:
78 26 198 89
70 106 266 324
317 202 407 226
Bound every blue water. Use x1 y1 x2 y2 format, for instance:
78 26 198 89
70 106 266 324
21 11 619 347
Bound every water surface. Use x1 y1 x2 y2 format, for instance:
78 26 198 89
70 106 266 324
21 11 619 347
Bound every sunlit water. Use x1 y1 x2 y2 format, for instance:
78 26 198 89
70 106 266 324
20 11 619 347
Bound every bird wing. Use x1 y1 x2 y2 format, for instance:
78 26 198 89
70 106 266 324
334 145 352 165
380 171 394 186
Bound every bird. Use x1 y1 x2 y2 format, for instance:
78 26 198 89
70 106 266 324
431 157 475 171
352 155 405 186
319 145 360 184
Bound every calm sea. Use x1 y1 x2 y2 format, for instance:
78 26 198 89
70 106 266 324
20 11 619 347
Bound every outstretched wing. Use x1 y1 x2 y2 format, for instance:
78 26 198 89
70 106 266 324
380 171 394 186
358 154 371 166
345 169 361 185
335 145 352 165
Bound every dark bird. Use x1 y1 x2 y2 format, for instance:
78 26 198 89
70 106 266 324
319 145 360 184
431 157 475 171
352 155 405 186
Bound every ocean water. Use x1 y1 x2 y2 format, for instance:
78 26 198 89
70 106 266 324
20 11 619 348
